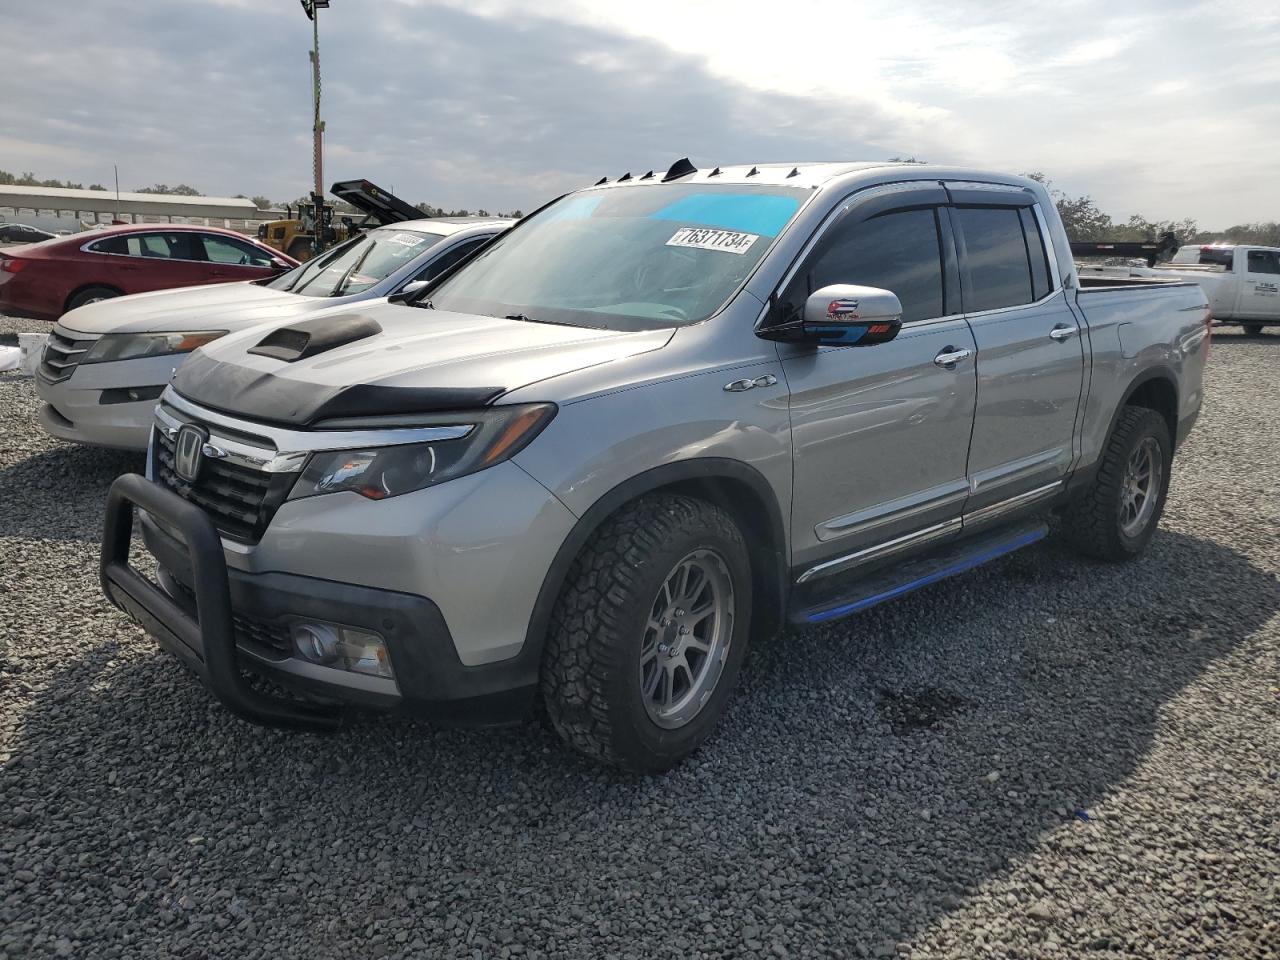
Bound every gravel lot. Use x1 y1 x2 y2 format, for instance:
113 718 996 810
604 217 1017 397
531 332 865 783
1 315 1277 959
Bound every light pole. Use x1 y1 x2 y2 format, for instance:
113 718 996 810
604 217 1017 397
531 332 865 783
301 0 329 256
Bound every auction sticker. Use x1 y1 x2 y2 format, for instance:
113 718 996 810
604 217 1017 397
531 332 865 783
387 233 428 248
666 227 759 255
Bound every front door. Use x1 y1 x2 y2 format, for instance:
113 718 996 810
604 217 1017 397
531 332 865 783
1241 249 1280 319
774 186 978 578
948 193 1084 517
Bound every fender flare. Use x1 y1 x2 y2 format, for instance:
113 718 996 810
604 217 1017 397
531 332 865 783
1070 365 1181 498
520 457 789 660
1114 364 1180 438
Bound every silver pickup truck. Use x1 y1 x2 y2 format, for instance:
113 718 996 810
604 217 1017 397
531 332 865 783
99 161 1211 772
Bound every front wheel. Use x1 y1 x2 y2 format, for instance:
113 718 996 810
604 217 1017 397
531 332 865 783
1061 406 1172 561
540 494 752 773
1242 323 1263 336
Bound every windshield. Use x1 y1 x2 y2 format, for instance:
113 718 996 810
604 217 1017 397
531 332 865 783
427 183 810 329
267 228 444 297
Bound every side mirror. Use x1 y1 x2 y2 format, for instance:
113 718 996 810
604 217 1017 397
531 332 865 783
760 284 903 346
388 279 429 304
271 257 293 271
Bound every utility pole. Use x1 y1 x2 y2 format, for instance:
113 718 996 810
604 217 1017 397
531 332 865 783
301 0 329 256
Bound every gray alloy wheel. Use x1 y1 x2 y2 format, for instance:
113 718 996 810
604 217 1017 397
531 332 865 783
639 548 735 729
1119 435 1163 538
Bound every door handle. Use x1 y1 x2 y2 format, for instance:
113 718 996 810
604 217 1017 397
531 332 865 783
933 346 972 368
1049 324 1078 341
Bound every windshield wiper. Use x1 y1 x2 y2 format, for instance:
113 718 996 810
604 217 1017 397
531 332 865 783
504 313 600 328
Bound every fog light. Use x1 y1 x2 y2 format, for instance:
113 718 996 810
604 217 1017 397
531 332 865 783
291 621 394 679
293 623 340 663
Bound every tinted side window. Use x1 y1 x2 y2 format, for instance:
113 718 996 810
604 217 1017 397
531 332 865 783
99 232 199 260
89 236 128 255
779 207 945 324
955 207 1034 312
1018 207 1053 300
201 234 275 266
1247 250 1280 275
414 237 488 283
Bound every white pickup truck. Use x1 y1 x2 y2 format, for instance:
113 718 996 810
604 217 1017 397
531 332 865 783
1077 243 1280 334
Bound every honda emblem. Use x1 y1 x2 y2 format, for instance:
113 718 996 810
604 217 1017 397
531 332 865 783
173 424 208 482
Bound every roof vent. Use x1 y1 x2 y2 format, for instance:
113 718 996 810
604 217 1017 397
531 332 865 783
746 166 759 177
708 166 722 177
594 176 608 186
640 170 655 180
786 167 800 178
662 157 698 182
618 172 633 182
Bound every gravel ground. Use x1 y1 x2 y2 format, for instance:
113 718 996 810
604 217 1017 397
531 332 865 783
1 314 1277 959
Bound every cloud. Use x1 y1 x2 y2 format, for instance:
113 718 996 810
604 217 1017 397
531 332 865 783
0 1 934 215
0 0 1275 227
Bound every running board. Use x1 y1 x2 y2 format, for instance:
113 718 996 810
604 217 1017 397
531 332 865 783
789 522 1048 625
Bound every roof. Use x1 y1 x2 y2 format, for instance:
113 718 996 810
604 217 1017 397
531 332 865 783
0 184 258 219
587 160 1044 195
592 161 901 191
77 222 269 237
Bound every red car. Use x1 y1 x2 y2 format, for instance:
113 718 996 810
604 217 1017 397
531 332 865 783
0 224 297 322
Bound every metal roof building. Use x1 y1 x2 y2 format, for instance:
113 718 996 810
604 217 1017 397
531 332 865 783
0 184 259 223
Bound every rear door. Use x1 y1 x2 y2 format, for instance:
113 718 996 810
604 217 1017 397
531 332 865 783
946 185 1084 519
89 231 211 292
776 184 978 578
1240 249 1280 319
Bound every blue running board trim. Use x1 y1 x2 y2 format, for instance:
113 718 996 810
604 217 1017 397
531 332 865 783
802 527 1047 624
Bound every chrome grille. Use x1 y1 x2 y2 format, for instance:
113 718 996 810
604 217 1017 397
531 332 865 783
39 330 94 382
152 411 295 544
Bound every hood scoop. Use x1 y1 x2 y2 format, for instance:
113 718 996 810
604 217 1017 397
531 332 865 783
248 314 382 362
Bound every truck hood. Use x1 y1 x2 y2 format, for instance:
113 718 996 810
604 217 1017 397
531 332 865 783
173 304 675 426
58 282 308 335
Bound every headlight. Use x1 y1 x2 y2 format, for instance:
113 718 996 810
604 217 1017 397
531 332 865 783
287 403 556 501
81 331 227 364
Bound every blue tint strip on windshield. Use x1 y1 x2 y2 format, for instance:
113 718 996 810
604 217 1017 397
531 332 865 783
542 194 603 222
648 194 800 237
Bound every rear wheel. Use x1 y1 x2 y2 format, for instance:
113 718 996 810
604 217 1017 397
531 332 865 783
1061 406 1172 561
66 286 121 311
540 494 752 773
1242 323 1263 336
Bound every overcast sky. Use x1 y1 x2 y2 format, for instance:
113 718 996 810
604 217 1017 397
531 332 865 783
2 0 1276 227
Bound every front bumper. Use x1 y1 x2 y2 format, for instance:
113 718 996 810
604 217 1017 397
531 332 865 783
36 350 176 451
102 474 541 728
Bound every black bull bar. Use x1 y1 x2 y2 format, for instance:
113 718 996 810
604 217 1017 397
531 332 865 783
100 473 341 731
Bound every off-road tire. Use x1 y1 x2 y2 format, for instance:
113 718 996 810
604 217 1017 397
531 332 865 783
286 238 314 261
1061 405 1172 561
540 494 752 773
66 286 121 311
